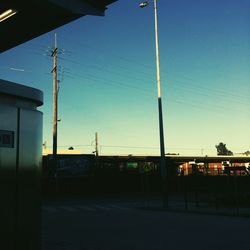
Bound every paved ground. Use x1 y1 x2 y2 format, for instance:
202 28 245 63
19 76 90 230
42 195 250 250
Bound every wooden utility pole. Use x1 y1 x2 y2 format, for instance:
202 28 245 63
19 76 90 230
52 33 58 160
95 132 99 157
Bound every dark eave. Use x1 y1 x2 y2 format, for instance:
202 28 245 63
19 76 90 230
0 0 117 53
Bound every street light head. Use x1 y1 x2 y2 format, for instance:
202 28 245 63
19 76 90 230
139 1 149 8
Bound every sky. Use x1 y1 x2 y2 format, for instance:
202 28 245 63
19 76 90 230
1 0 250 156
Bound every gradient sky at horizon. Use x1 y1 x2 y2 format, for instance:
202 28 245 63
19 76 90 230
1 0 250 156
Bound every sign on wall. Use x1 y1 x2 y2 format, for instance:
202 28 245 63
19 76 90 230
0 130 14 148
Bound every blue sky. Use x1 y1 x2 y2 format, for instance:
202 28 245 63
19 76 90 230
1 0 250 155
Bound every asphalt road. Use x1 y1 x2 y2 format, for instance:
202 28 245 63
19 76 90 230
42 196 250 250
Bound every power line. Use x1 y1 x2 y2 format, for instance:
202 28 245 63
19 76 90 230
3 43 250 104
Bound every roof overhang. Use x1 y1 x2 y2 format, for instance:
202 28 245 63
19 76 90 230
0 78 43 106
0 0 117 53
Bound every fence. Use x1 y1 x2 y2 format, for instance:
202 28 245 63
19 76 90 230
141 175 250 216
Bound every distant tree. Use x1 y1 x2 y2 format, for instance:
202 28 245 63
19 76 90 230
243 151 250 156
215 142 233 155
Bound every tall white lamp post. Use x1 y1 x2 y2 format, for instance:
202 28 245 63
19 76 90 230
139 0 168 208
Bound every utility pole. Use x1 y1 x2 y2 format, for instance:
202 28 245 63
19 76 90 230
95 132 99 157
51 33 58 161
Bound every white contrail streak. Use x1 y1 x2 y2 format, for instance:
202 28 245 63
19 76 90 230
10 67 25 72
